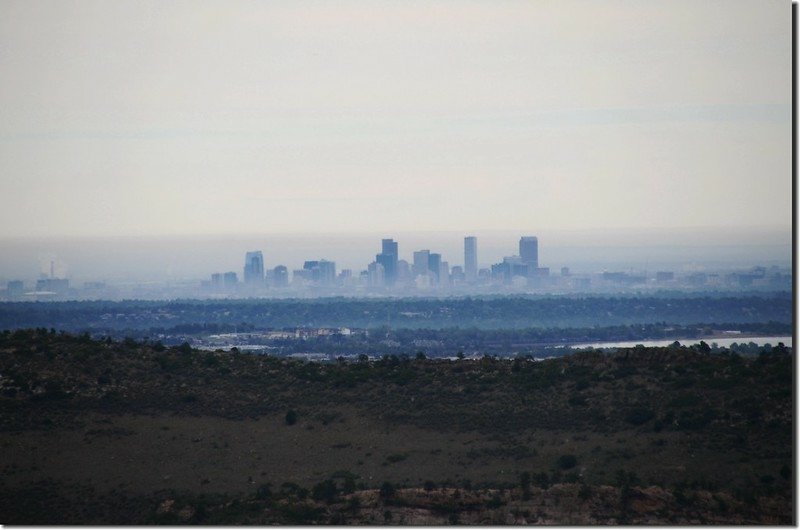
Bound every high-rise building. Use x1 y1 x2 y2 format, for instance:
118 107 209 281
519 237 539 269
303 261 321 282
301 260 336 285
376 238 398 286
428 253 441 283
439 261 450 286
413 250 430 277
318 260 336 285
382 238 398 258
211 273 223 287
396 259 411 282
464 236 477 282
243 251 264 284
368 261 385 287
223 271 238 287
272 265 289 287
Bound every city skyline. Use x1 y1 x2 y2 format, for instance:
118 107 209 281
1 229 792 301
0 225 791 284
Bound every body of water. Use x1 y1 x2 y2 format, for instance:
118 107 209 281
571 335 792 350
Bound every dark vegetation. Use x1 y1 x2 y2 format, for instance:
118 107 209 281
0 293 791 332
225 322 790 358
0 329 792 524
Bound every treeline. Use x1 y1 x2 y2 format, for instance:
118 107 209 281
0 293 792 331
257 322 792 358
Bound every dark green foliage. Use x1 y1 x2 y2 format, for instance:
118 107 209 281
532 472 550 489
568 394 587 406
342 476 356 494
311 479 338 503
669 394 701 408
276 501 324 524
486 494 504 509
255 483 272 500
557 454 577 470
677 408 716 430
280 482 309 500
625 407 655 426
284 410 297 426
520 471 531 500
578 483 592 500
379 482 395 500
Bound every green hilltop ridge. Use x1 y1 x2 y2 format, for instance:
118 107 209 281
0 329 792 524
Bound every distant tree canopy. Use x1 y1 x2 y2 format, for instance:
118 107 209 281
0 294 790 333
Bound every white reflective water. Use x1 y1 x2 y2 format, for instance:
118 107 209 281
571 335 792 350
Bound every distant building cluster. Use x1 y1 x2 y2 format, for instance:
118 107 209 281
193 236 791 297
202 235 554 293
0 238 792 301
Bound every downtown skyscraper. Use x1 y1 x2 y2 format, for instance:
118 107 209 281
464 236 477 283
519 237 538 269
243 251 264 284
376 238 398 285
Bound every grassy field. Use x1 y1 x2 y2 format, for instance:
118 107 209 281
0 329 792 524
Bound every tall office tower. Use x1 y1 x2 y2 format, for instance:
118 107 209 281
223 271 238 287
211 273 223 287
303 260 321 282
428 253 442 283
376 238 398 285
243 251 264 284
396 259 411 282
464 236 478 282
519 237 539 268
368 261 385 287
382 238 398 258
318 260 336 285
413 250 430 277
439 261 450 286
272 265 289 287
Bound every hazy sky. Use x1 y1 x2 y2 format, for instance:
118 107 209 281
0 0 791 238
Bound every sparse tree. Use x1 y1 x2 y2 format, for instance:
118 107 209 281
380 481 395 500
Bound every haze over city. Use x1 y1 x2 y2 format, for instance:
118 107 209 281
0 0 791 242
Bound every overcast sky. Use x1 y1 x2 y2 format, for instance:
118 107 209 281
0 0 791 238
